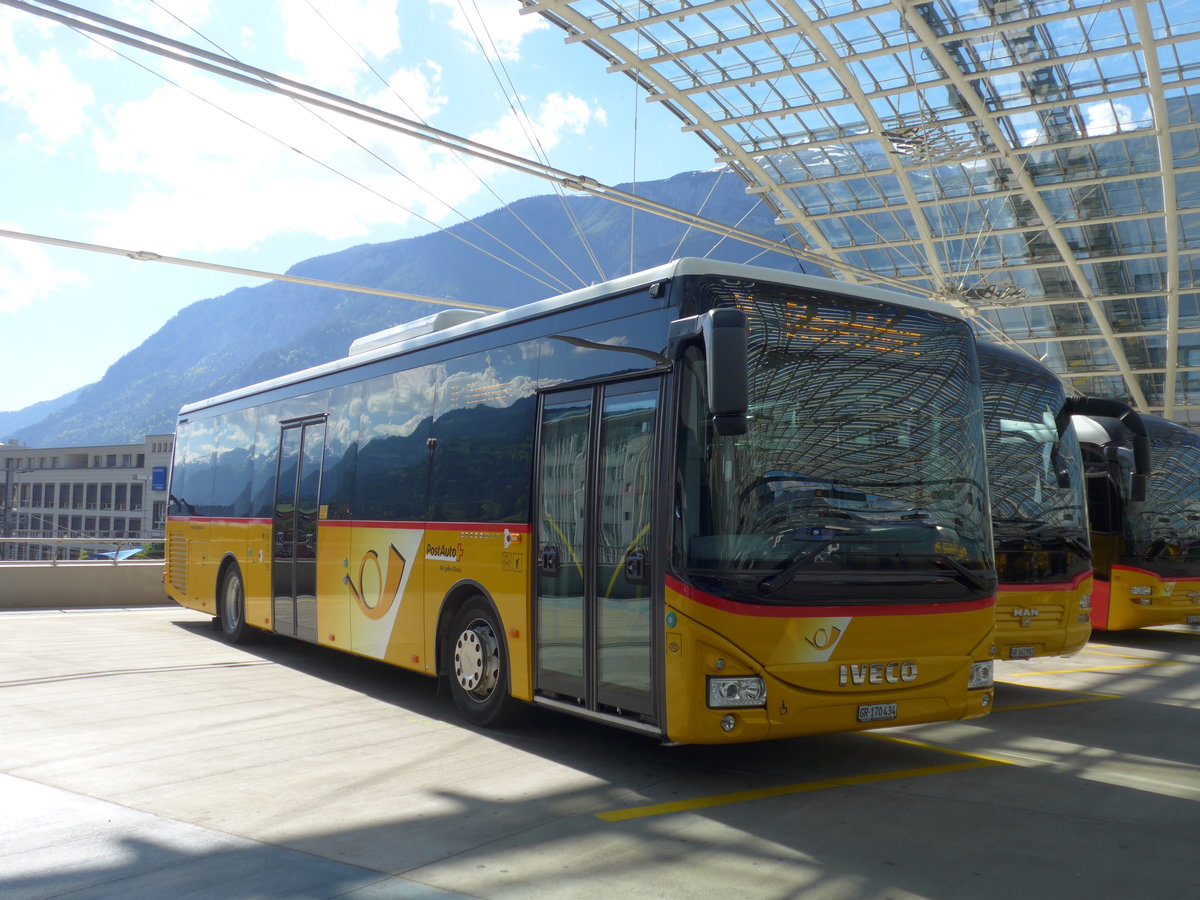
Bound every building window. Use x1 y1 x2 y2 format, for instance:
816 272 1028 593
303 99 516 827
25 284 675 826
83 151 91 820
92 455 102 468
106 455 117 467
31 484 42 507
86 484 98 509
100 484 112 509
130 483 144 511
115 484 127 510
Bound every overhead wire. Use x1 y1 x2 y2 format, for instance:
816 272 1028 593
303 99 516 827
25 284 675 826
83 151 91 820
302 0 583 292
145 0 575 294
451 0 605 285
4 0 906 290
0 226 505 312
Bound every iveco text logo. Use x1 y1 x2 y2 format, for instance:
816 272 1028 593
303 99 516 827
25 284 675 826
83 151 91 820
838 661 918 686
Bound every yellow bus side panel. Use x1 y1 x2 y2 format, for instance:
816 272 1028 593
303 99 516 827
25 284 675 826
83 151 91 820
420 526 533 701
314 523 532 698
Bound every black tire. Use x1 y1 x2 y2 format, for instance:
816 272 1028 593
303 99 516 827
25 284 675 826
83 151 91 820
446 596 524 727
218 563 257 644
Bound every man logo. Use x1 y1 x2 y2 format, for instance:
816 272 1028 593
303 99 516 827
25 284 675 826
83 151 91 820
1013 607 1039 627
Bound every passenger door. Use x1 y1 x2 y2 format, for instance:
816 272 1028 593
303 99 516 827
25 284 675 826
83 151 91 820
272 416 326 641
534 380 660 722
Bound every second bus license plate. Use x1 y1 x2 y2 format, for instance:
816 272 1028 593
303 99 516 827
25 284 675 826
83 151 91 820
857 702 897 723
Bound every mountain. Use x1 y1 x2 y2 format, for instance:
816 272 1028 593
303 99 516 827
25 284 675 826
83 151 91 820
0 389 83 438
7 168 805 447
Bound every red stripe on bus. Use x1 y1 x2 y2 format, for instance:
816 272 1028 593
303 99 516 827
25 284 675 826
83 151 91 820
998 570 1092 593
167 516 271 526
317 520 531 533
665 575 995 618
1110 564 1200 583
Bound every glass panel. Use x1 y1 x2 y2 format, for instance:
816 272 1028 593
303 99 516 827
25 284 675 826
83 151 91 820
536 392 591 700
295 420 325 642
595 385 657 717
272 425 302 635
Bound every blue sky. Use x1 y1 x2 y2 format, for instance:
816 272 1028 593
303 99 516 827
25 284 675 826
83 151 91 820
0 0 718 413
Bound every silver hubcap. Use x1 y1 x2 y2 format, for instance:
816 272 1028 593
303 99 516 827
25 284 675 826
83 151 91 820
454 619 500 700
222 575 242 631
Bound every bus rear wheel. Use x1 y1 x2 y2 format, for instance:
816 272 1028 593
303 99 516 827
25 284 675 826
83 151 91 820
218 564 256 644
447 597 523 727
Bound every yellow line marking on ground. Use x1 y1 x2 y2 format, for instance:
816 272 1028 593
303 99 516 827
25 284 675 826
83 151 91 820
1083 648 1170 660
865 732 1015 766
993 688 1118 712
596 758 1002 822
999 660 1183 677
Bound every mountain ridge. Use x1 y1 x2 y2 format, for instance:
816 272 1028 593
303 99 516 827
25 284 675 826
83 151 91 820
6 169 805 447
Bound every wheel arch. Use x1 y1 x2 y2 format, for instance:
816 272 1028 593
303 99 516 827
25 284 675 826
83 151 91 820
215 553 242 608
435 578 504 677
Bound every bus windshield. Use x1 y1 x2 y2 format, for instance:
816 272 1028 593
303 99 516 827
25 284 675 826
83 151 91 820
1127 417 1200 566
977 343 1088 578
674 278 994 605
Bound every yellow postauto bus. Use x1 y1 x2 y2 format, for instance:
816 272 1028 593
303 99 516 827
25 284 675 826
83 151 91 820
1076 411 1200 630
165 258 997 744
976 343 1148 658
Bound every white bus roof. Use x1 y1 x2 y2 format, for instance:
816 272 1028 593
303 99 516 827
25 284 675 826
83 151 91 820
179 258 961 416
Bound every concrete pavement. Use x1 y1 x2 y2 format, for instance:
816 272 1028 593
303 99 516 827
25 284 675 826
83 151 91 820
1 606 1198 899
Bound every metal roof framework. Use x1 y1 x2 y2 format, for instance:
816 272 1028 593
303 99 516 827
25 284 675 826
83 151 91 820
523 0 1200 423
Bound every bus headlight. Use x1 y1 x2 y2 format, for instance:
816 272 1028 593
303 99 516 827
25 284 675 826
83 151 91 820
1079 594 1092 610
968 660 994 690
707 676 767 708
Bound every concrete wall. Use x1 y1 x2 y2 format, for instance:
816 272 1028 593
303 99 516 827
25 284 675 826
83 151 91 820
0 562 171 610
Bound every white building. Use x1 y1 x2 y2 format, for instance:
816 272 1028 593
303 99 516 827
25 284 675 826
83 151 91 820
0 435 174 560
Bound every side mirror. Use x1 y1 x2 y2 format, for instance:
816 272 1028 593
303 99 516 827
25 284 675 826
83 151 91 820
1060 396 1150 501
669 308 750 436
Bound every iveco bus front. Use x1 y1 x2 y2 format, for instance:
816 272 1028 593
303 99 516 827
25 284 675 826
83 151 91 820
663 271 997 740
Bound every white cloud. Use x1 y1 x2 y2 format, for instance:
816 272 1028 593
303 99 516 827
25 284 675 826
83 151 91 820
0 226 91 314
0 12 95 147
365 60 447 121
471 91 599 158
1084 101 1134 137
432 0 547 61
86 62 463 253
280 0 401 94
113 0 216 37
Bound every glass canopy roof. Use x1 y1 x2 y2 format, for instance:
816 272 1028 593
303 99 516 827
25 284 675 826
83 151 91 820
523 0 1200 424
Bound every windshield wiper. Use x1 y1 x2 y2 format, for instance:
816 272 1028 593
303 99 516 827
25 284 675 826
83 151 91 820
994 522 1093 561
929 555 995 594
757 540 837 596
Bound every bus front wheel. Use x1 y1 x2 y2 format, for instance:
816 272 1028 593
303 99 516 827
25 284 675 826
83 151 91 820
218 564 257 645
447 597 522 727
